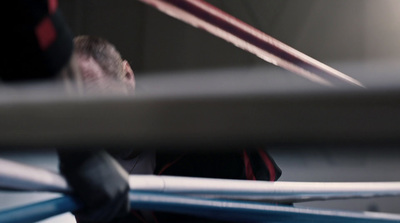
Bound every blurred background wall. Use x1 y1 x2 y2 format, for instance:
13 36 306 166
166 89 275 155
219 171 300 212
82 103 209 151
58 0 400 73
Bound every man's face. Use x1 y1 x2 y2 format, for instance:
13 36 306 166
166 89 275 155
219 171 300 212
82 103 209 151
74 53 135 94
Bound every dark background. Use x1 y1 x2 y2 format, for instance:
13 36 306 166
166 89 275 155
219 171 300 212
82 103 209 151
58 0 400 74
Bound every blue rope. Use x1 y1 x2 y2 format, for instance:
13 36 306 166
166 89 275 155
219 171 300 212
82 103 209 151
129 192 400 223
1 192 400 223
0 196 81 223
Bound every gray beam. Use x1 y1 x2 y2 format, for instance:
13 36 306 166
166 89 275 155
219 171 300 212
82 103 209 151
0 84 399 149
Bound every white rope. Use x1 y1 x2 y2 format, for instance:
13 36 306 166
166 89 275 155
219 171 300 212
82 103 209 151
1 158 400 203
0 158 69 192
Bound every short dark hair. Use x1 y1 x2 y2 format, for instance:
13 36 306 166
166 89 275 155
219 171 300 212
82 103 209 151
73 35 124 80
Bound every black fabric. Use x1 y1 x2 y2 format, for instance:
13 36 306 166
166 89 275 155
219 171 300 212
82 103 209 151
101 148 282 223
245 149 282 181
155 150 245 179
3 0 73 82
151 148 281 223
155 149 281 181
58 150 130 222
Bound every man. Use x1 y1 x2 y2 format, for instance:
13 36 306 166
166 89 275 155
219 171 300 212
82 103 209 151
67 36 282 223
58 35 136 223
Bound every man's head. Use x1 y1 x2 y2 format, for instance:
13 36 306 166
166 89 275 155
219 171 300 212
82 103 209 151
71 35 135 94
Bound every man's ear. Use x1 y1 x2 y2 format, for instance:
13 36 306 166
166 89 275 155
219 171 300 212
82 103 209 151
122 60 135 90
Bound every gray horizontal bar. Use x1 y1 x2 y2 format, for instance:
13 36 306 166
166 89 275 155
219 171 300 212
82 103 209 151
0 83 399 149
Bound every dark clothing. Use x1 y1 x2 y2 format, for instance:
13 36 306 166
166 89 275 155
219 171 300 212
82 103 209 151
5 0 73 82
112 149 281 181
111 148 281 223
59 150 130 222
6 1 130 222
153 149 281 223
155 149 281 181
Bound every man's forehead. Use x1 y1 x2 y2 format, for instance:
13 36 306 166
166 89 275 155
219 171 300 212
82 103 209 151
73 53 129 94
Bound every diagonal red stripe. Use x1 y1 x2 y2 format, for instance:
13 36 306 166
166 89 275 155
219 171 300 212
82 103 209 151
140 0 363 87
257 148 276 181
243 150 256 181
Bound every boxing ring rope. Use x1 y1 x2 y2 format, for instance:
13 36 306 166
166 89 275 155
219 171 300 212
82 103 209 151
3 192 400 223
3 158 400 203
138 0 363 88
1 158 400 222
